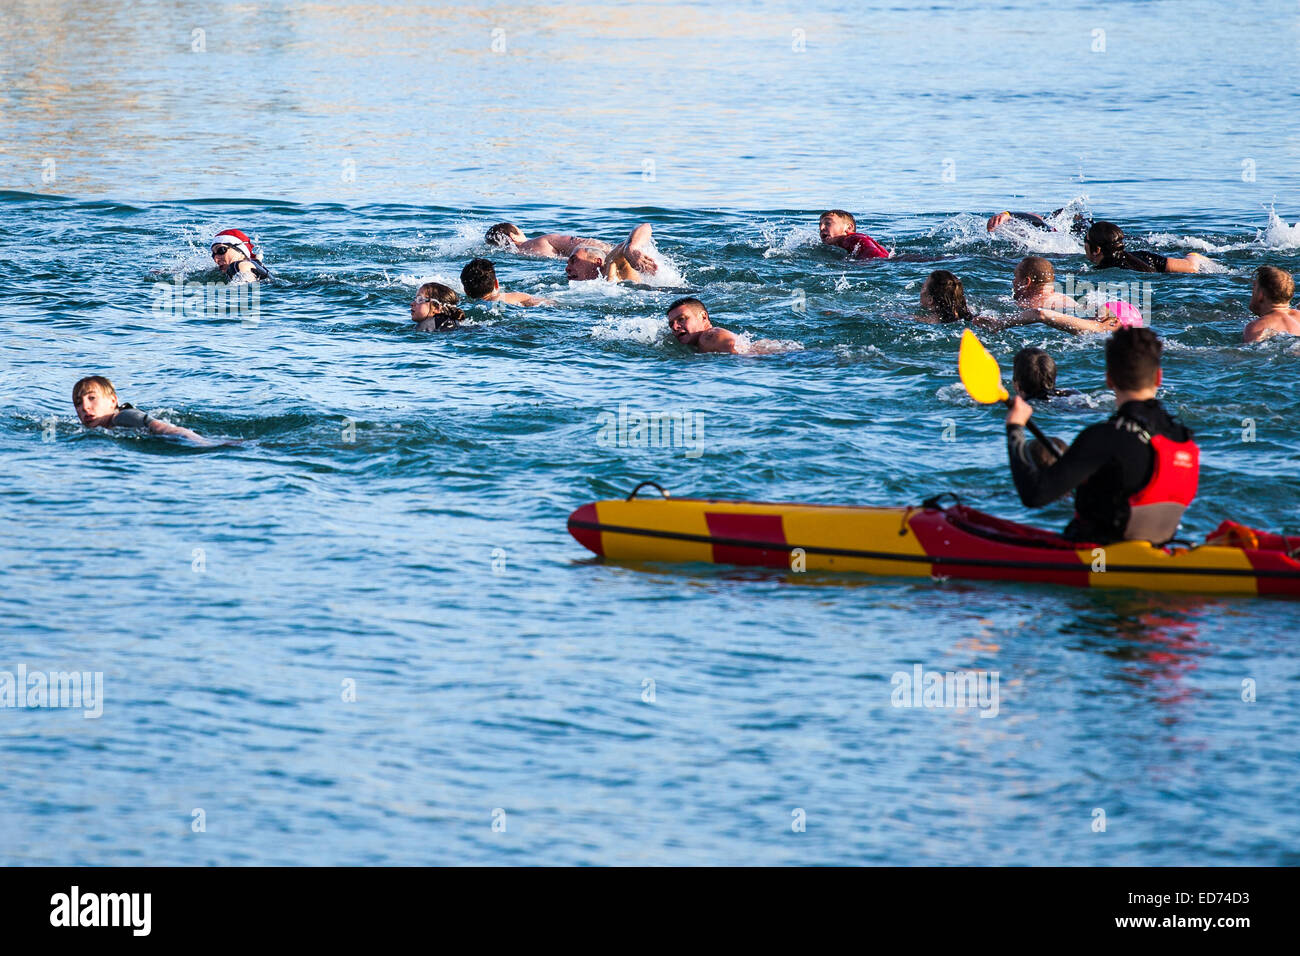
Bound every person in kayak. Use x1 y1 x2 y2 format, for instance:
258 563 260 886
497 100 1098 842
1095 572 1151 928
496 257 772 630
460 258 551 306
565 223 660 282
1005 326 1200 544
819 210 890 260
1084 221 1212 273
666 298 784 355
410 282 464 331
73 376 212 443
986 209 1092 236
210 229 270 282
1243 265 1300 342
1012 347 1078 400
485 223 612 259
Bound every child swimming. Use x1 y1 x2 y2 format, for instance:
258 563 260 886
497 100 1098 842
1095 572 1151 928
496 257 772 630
72 376 212 444
410 282 464 331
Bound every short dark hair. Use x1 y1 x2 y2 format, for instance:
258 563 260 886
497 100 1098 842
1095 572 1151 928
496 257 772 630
1013 347 1057 399
1255 265 1294 304
666 297 708 319
820 209 856 230
460 258 498 299
1085 221 1126 257
485 223 518 248
1106 326 1162 391
923 270 973 323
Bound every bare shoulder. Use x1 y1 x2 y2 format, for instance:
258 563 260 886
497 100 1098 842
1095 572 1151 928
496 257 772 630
698 327 739 353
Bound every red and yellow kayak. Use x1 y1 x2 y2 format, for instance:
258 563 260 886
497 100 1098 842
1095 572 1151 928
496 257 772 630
567 488 1300 598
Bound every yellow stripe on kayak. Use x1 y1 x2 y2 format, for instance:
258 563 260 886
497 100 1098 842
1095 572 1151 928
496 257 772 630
782 505 931 576
594 499 714 564
1082 542 1260 595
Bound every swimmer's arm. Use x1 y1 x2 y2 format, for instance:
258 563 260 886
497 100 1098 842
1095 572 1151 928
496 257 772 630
606 224 658 279
146 418 214 445
970 314 1008 331
987 212 1012 231
1019 307 1120 335
500 291 555 307
1163 253 1210 274
696 328 740 354
1243 318 1275 343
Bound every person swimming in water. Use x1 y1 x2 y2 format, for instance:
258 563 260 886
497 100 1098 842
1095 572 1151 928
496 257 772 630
917 271 1001 329
210 229 270 282
72 376 212 444
565 223 660 282
1243 266 1300 343
460 258 551 307
666 298 784 355
995 257 1121 334
485 223 612 259
818 209 890 260
986 208 1092 236
410 282 465 331
920 264 1115 334
1012 347 1078 400
1084 221 1212 273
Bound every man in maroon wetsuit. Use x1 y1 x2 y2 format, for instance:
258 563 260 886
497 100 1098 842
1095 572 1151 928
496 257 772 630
818 209 890 260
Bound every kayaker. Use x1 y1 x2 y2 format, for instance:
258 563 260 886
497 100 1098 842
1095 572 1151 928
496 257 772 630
1243 265 1300 342
1005 327 1200 544
818 210 890 260
73 376 213 444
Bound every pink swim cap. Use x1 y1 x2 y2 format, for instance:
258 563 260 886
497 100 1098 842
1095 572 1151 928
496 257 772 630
1103 300 1144 327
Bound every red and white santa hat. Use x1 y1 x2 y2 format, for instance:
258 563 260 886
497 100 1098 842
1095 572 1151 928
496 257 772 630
210 228 257 259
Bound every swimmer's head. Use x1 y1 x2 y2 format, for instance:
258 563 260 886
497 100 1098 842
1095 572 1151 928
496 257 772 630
1252 265 1295 315
921 270 973 323
1012 347 1057 400
460 258 499 299
486 223 526 249
72 375 120 426
1085 221 1125 264
1013 256 1055 299
565 247 605 281
412 282 464 330
210 229 256 269
666 297 711 345
819 210 856 242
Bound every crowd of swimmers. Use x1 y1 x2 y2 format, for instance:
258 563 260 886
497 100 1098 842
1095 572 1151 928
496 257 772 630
72 209 1300 549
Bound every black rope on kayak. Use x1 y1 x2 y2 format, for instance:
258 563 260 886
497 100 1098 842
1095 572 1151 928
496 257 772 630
626 481 671 501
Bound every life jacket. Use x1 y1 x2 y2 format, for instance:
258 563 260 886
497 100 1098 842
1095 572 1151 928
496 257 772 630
1123 430 1200 543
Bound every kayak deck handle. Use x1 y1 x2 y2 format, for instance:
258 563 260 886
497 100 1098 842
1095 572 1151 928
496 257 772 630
627 481 671 501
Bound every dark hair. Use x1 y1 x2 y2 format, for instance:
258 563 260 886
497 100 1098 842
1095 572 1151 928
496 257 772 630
485 223 518 248
415 282 465 329
460 258 498 299
923 270 974 323
1086 221 1158 272
1105 326 1163 391
1013 347 1057 399
1255 265 1295 304
820 209 856 231
666 296 708 320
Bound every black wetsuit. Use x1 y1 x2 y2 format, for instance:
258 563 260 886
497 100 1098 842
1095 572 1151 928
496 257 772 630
1007 398 1193 543
1007 210 1093 236
1093 250 1169 273
221 259 270 281
110 404 153 429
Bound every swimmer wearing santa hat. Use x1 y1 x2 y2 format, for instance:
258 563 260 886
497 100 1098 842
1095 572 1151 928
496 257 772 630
210 229 270 282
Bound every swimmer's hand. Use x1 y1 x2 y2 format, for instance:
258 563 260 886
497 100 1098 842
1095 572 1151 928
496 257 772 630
625 248 658 276
987 212 1012 232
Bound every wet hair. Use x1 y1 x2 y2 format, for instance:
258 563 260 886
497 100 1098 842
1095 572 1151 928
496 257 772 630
1014 256 1055 288
460 258 498 299
72 375 117 405
415 282 465 330
666 297 708 320
820 209 856 231
1255 265 1295 304
1085 221 1159 272
1012 347 1058 399
923 270 974 323
1105 326 1163 391
485 223 519 248
1028 436 1068 469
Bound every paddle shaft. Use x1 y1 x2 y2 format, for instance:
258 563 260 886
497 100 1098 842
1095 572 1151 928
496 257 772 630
1009 402 1062 461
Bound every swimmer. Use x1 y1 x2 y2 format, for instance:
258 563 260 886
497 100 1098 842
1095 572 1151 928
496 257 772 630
987 208 1092 236
1243 265 1300 343
1012 347 1078 400
210 229 270 282
818 209 890 260
666 297 783 355
460 258 552 307
1084 221 1212 273
72 376 212 444
485 223 612 259
565 223 660 282
999 256 1121 334
917 271 1000 330
410 282 465 332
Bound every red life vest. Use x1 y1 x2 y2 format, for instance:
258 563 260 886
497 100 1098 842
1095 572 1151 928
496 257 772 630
1123 433 1200 543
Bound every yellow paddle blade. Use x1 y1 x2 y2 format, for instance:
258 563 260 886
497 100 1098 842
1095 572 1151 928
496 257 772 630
958 329 1010 404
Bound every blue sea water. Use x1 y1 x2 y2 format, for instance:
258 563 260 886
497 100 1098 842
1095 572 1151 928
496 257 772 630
1 0 1298 865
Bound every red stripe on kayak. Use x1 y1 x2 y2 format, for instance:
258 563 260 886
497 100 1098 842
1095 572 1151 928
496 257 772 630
705 512 789 569
908 509 1091 587
567 503 605 556
1243 549 1300 597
